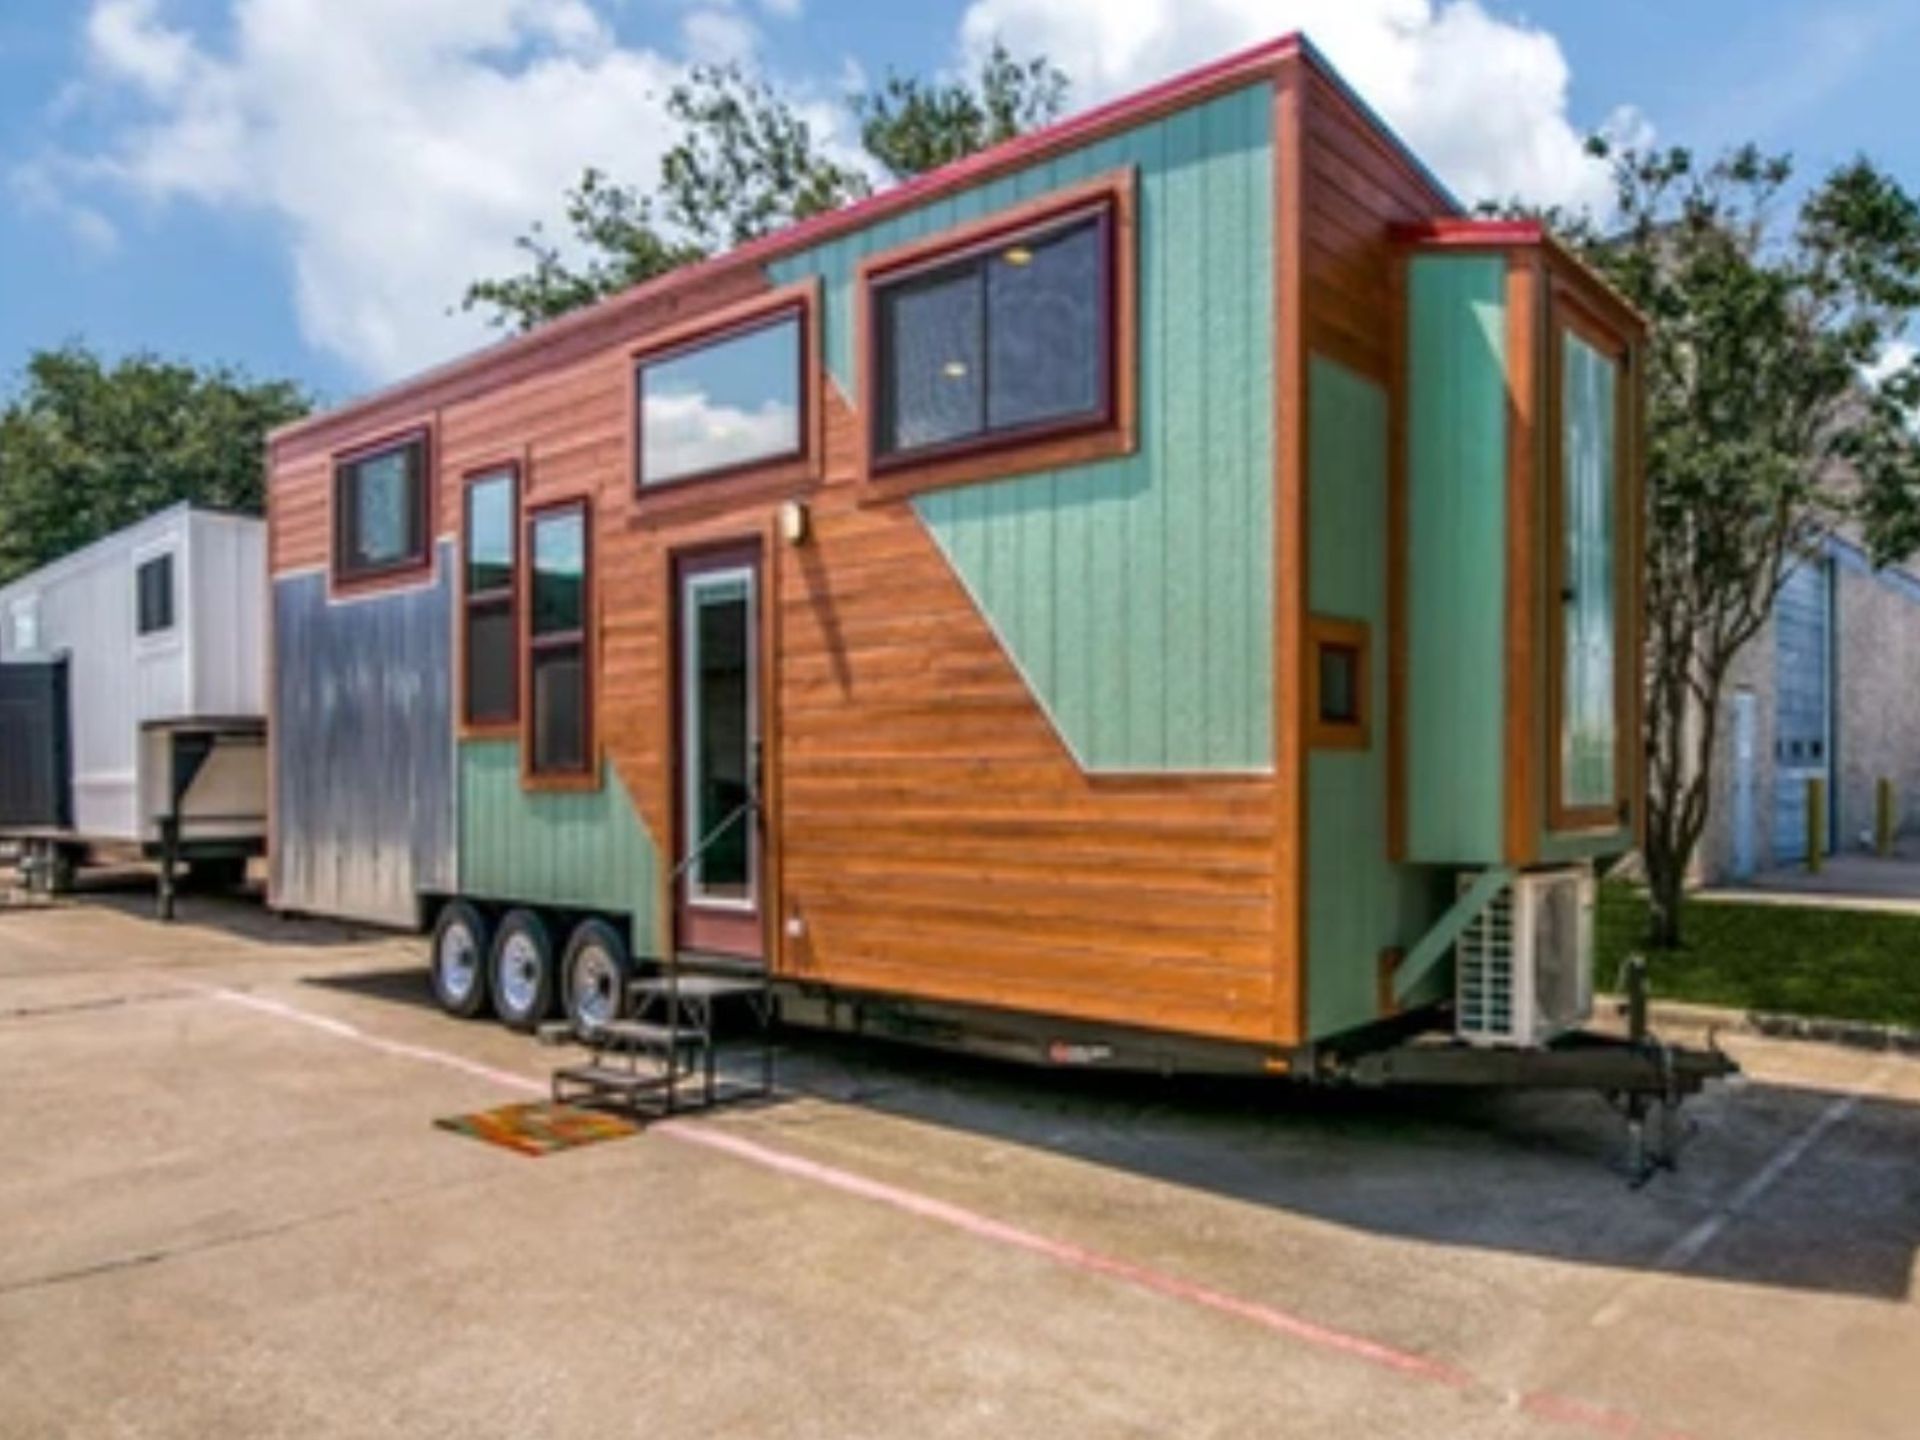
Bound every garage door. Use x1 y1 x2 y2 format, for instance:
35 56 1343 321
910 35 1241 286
1772 559 1832 862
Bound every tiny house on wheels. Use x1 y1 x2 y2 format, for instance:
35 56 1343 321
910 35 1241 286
264 34 1729 1143
0 504 268 901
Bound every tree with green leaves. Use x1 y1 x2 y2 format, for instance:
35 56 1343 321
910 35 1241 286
1532 144 1920 947
462 45 1069 332
0 344 309 585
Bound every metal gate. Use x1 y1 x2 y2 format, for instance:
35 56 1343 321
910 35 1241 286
1771 559 1832 863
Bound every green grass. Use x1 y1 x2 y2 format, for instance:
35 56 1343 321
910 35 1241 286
1597 881 1920 1029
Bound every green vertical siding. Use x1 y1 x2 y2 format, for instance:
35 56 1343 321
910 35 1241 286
769 85 1274 771
1305 360 1448 1038
458 740 661 948
1406 255 1508 863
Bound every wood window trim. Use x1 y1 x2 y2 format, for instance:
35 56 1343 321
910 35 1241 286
628 279 824 525
1543 279 1634 834
1307 615 1371 752
520 494 600 793
458 458 522 739
330 424 436 594
853 168 1139 505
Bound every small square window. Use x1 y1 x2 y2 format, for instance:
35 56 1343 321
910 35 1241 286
334 432 431 582
1308 616 1370 751
1319 643 1360 725
136 554 175 637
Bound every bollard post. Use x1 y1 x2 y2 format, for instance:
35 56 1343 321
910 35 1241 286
1806 775 1825 875
1877 778 1896 858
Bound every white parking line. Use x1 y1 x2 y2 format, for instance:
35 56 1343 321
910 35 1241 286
1589 1058 1896 1330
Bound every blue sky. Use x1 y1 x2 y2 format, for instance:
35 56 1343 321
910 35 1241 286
4 1 1916 409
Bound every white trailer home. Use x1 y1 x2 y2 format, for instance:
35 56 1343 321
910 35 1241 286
0 504 268 902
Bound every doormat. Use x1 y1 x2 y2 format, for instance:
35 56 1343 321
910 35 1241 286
434 1101 640 1157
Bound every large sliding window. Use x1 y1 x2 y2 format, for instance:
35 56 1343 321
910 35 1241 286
463 467 518 728
334 431 431 583
869 201 1114 466
526 500 592 779
636 308 806 488
1555 323 1622 822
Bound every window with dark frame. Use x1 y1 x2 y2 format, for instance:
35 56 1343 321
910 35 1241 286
334 433 430 581
871 202 1114 466
527 502 591 777
135 553 175 637
463 468 518 727
1317 642 1361 726
636 308 805 488
1307 617 1370 750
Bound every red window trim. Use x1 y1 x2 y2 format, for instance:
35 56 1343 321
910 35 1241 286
633 299 812 493
331 424 434 589
521 495 597 790
864 195 1119 475
460 461 520 735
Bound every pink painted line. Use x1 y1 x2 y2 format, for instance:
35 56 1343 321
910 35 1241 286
198 980 1688 1438
193 983 547 1097
660 1120 1474 1387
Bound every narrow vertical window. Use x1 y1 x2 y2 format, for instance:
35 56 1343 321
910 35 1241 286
463 468 518 727
136 554 175 637
527 501 591 778
1558 329 1619 813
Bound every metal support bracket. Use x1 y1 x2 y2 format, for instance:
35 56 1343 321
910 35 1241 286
1392 865 1514 1004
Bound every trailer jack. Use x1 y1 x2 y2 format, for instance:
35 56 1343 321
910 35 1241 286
1333 958 1738 1186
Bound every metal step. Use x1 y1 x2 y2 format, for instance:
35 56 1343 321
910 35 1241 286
552 1063 676 1101
629 974 767 1002
666 949 768 979
586 1018 704 1051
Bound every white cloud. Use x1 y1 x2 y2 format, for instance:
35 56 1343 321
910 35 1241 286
56 0 694 384
9 160 121 257
680 6 761 65
956 0 1629 212
642 390 797 480
1865 340 1915 390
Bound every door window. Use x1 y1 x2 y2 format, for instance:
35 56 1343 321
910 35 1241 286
683 569 755 906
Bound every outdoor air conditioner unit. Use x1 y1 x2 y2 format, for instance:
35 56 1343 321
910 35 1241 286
1454 868 1595 1048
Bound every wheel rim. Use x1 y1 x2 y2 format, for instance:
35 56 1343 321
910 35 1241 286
498 932 541 1015
437 921 479 1003
571 943 619 1029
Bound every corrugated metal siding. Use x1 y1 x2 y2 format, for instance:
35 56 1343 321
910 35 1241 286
1304 359 1447 1038
457 739 661 949
271 548 455 927
1406 255 1507 864
770 84 1275 772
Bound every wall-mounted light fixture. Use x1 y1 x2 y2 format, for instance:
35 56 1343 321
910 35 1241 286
779 498 810 547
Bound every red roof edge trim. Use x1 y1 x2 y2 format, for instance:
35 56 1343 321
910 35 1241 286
1389 218 1546 248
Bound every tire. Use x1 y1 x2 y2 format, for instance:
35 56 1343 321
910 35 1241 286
489 908 555 1032
562 918 633 1038
430 900 492 1019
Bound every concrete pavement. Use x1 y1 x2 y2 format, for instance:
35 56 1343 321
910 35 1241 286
1 887 1916 1439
